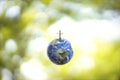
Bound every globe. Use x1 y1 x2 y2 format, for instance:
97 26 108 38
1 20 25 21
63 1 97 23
47 38 73 65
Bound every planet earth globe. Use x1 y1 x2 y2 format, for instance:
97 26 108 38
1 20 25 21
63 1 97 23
47 38 73 65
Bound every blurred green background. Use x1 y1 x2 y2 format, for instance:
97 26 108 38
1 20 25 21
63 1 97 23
0 0 120 80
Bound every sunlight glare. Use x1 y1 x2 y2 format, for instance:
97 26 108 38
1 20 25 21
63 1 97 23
26 37 47 54
48 16 120 71
78 55 95 70
5 39 17 53
20 59 47 80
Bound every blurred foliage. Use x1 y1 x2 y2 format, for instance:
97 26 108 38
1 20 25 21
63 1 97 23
0 0 120 80
67 0 120 10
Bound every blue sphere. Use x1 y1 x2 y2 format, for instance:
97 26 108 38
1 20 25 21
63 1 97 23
47 38 73 65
